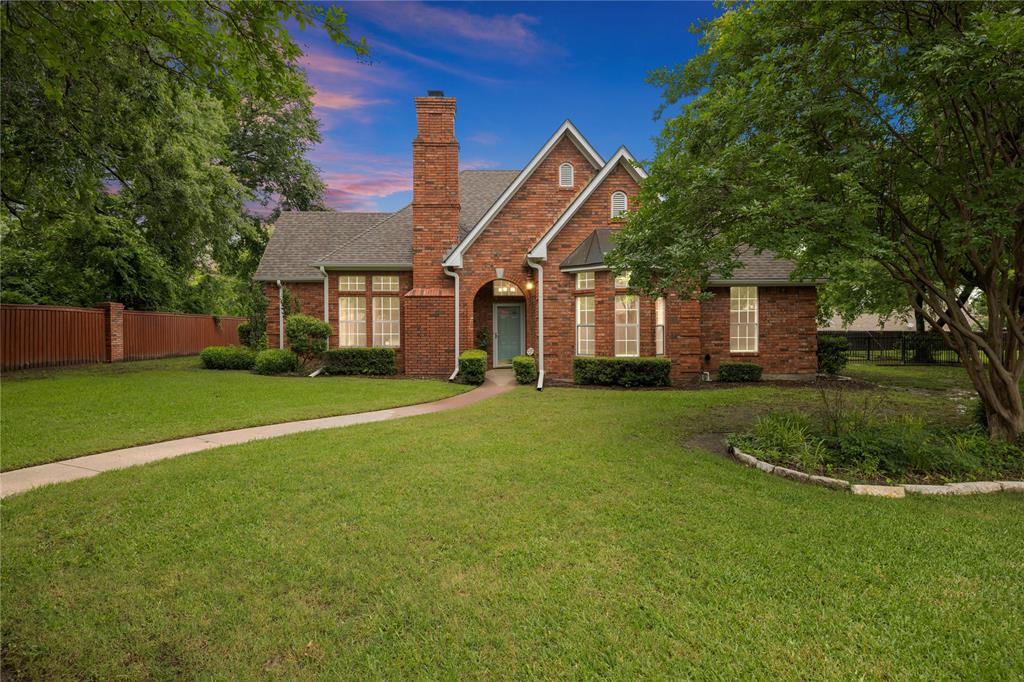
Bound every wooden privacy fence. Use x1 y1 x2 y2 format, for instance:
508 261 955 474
1 303 246 371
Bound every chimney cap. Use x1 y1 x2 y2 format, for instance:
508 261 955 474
427 89 445 97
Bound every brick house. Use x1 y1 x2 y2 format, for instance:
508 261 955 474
254 92 819 385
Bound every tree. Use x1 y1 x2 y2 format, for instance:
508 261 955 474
609 2 1024 440
1 1 365 312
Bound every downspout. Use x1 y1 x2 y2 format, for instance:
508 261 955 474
443 266 460 381
276 280 284 349
527 258 545 390
319 267 329 323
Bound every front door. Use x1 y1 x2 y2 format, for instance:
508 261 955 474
493 303 523 367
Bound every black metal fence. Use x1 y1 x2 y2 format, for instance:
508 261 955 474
818 331 961 366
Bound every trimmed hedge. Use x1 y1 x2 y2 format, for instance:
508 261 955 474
573 356 671 387
285 314 331 365
459 349 487 385
323 348 396 376
718 362 763 382
200 345 256 370
512 355 537 385
254 348 298 375
817 335 850 375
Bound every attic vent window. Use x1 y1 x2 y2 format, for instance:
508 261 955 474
611 191 628 218
559 163 574 188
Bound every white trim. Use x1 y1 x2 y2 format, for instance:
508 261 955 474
442 120 604 268
527 258 545 389
560 264 609 274
318 264 413 271
492 302 525 368
528 147 647 261
610 191 628 218
443 267 460 380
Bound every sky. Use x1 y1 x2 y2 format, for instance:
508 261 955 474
296 1 721 212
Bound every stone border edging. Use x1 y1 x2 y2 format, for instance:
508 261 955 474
727 445 1024 498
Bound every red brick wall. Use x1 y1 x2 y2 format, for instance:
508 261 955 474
700 286 818 377
404 292 456 377
412 96 459 289
264 281 323 349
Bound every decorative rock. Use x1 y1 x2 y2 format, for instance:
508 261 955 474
997 481 1024 493
773 466 811 483
850 484 906 498
904 484 954 496
946 481 1002 495
754 459 775 474
809 474 850 491
732 450 759 467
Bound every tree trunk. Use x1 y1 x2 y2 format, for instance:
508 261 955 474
958 336 1024 443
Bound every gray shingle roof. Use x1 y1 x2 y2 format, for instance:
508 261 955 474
560 229 618 271
311 170 520 269
253 212 389 281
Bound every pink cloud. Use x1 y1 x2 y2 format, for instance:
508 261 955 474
461 158 501 170
371 40 507 86
467 131 500 145
311 90 388 110
299 48 403 88
323 188 381 212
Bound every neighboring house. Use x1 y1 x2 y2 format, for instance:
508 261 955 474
254 92 819 385
820 313 914 333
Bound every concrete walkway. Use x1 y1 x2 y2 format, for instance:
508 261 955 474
1 370 517 499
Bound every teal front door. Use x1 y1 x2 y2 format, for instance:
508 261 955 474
493 303 523 367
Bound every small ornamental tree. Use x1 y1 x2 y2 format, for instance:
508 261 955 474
609 2 1024 440
285 314 330 368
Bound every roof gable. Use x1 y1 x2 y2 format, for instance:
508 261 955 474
442 121 604 268
254 212 390 281
528 147 647 261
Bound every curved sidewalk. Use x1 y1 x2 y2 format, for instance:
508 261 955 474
1 370 516 499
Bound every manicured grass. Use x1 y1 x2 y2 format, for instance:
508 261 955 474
0 357 469 471
3 385 1021 679
843 362 978 391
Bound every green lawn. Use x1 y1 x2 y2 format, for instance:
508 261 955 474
0 357 468 471
843 362 978 391
3 384 1021 679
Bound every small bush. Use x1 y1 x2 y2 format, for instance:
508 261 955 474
459 349 487 385
817 335 849 376
573 357 671 387
746 412 827 471
718 362 763 382
200 345 256 370
512 355 537 385
286 314 331 367
323 348 396 376
254 348 298 375
237 321 266 351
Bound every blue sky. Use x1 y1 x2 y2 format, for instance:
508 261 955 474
296 1 720 212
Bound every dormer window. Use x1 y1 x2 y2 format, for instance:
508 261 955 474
611 191 628 218
559 163 574 188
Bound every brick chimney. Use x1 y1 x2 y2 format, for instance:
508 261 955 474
412 91 460 288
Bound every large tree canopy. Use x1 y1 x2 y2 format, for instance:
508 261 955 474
1 1 364 313
609 1 1024 440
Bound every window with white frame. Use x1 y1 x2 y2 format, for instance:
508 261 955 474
730 286 758 353
372 275 399 292
611 191 628 218
576 271 594 290
615 295 639 357
338 275 365 291
655 297 666 356
559 162 574 188
338 296 366 347
372 296 400 347
493 279 522 296
614 271 631 289
576 295 595 356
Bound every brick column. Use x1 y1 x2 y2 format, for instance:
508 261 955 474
96 302 125 363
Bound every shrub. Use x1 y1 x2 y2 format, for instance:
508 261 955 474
322 348 396 376
817 335 849 375
573 357 671 387
459 349 487 385
512 355 537 385
718 362 763 382
237 321 266 351
254 348 298 375
285 314 331 366
747 411 827 471
200 345 256 370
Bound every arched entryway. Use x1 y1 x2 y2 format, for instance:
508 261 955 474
471 278 529 368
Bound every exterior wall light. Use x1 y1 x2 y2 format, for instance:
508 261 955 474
525 280 535 291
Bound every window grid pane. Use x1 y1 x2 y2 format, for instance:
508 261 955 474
372 296 400 347
338 296 366 347
655 297 666 356
729 286 758 353
493 279 521 296
576 295 595 356
372 275 399 292
576 272 594 290
615 295 639 357
338 275 365 291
